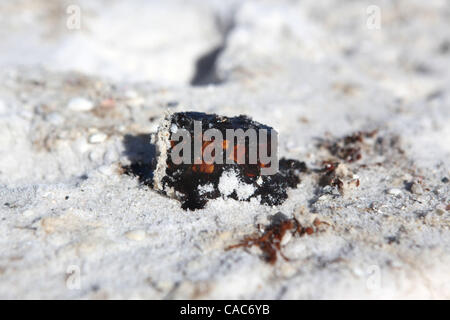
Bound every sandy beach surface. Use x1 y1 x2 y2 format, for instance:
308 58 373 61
0 0 449 299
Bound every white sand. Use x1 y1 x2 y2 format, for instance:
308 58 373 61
0 0 449 299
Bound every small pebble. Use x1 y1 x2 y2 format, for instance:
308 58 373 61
67 97 94 112
410 182 423 195
280 231 292 246
124 90 144 106
88 132 108 144
98 165 114 176
335 163 350 177
89 149 104 162
74 139 91 154
387 188 402 196
22 209 34 217
124 90 138 99
125 230 147 241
